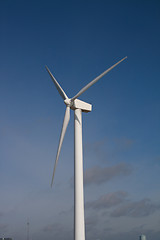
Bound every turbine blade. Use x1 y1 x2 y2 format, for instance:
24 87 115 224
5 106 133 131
71 56 127 101
51 106 70 187
46 66 68 100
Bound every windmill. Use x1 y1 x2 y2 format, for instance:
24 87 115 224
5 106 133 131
46 56 127 240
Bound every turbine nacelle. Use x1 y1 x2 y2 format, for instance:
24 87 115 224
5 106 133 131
71 99 92 112
64 98 92 112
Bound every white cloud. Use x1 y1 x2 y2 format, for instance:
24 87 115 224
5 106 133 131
86 191 128 210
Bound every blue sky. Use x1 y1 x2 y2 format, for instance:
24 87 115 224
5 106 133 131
0 1 160 240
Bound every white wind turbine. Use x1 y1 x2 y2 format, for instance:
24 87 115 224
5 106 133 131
46 56 127 240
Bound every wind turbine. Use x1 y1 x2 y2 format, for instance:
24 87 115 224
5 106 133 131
46 56 127 240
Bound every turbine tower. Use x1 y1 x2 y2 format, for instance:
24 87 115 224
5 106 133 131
46 56 127 240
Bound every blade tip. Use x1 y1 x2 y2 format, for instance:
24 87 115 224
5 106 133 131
45 65 49 71
121 56 128 62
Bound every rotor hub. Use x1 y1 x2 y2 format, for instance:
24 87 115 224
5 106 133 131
64 98 71 106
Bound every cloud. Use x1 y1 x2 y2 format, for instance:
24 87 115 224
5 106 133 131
84 140 105 157
86 191 128 210
42 222 72 240
114 137 134 150
97 229 160 240
86 215 98 229
86 191 160 219
111 198 160 217
0 211 4 217
43 223 61 232
84 137 134 163
0 224 8 231
84 163 132 185
43 224 60 232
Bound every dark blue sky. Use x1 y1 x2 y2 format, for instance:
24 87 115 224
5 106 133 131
0 1 160 240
